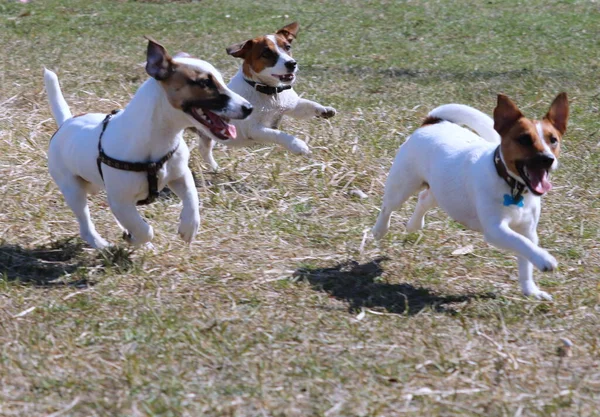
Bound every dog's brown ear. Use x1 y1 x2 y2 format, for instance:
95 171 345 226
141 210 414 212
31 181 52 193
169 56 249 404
276 22 299 43
494 94 523 136
145 36 173 80
544 92 569 135
226 40 253 59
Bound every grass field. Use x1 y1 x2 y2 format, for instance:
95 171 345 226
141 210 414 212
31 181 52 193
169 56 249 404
1 0 599 416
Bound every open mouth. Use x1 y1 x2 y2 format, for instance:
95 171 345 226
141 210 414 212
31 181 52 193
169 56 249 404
188 108 237 140
272 73 295 83
515 159 553 196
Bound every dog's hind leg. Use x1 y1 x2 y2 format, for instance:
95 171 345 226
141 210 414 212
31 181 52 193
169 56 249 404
372 175 422 240
406 188 437 232
198 134 219 171
58 177 110 249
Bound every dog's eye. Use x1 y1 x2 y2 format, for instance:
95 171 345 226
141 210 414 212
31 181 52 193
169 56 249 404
261 49 276 58
190 78 214 89
517 134 533 147
549 135 558 145
284 44 291 51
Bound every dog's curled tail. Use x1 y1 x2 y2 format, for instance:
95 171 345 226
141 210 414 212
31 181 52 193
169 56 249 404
427 104 500 143
43 68 73 127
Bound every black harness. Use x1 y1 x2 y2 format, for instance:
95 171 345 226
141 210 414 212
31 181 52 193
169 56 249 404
244 78 292 95
493 145 527 201
96 110 179 206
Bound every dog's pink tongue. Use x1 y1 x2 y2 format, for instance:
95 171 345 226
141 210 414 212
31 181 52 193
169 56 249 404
529 169 552 194
207 111 237 139
225 124 237 139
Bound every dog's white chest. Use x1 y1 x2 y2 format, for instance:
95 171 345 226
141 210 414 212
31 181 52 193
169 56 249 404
228 71 299 141
255 95 290 129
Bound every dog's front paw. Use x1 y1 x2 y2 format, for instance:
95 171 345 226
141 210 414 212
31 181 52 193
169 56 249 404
523 287 553 301
288 138 311 156
318 106 337 119
178 211 200 243
531 250 558 272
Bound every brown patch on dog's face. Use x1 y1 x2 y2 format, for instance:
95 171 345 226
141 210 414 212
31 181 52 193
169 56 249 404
228 36 293 79
143 38 247 140
494 93 568 195
158 61 244 140
144 37 229 112
538 118 563 158
497 116 545 174
247 37 280 78
159 63 228 112
226 22 298 79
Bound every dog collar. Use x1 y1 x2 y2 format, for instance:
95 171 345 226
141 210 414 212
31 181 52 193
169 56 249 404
494 146 527 202
244 78 292 95
96 110 178 206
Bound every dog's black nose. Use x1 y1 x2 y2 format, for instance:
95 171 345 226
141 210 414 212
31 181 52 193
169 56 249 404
241 104 253 118
285 60 297 71
530 153 555 170
542 157 555 169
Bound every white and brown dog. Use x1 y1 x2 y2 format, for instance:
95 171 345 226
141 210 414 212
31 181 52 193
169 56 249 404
195 22 337 170
372 93 569 300
44 38 252 249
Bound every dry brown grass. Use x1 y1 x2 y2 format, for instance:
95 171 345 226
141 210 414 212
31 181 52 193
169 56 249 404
1 0 599 416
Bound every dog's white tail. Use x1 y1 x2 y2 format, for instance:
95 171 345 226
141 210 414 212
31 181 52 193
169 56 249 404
428 104 500 143
43 68 73 127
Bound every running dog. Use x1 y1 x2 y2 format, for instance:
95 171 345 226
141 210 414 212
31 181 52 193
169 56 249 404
372 93 568 300
44 38 252 248
195 22 337 170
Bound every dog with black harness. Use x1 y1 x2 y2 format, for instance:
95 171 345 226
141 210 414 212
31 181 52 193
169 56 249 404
43 38 252 249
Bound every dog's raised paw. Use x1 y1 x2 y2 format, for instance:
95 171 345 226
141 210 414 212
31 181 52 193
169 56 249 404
289 139 311 156
532 250 558 272
318 106 337 119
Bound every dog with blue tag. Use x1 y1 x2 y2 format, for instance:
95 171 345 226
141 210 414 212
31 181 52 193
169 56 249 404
373 93 568 300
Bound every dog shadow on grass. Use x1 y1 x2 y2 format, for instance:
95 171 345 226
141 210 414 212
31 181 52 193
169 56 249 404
294 257 496 316
0 237 133 287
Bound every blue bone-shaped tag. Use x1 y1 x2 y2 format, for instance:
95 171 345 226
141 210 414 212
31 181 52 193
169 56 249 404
503 194 524 207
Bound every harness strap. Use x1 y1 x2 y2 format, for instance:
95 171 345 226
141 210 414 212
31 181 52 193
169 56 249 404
243 78 292 95
493 145 527 201
96 110 179 206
